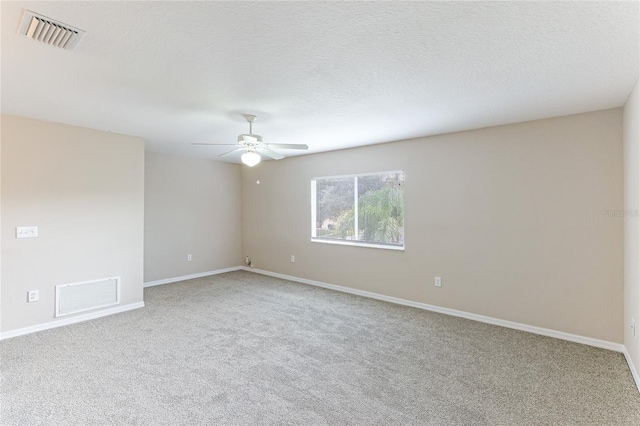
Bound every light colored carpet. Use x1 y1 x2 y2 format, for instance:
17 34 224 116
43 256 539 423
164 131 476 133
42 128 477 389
1 271 639 425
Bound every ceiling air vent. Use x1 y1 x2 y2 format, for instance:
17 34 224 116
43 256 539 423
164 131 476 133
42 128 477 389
17 10 86 51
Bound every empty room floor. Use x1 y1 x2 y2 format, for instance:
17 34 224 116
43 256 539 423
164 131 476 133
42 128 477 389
1 271 639 425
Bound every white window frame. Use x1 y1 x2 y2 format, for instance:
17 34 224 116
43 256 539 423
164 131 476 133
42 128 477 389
311 170 405 251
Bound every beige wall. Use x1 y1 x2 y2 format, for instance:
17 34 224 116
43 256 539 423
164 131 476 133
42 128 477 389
1 108 627 346
1 115 145 333
242 109 624 343
624 78 640 373
144 152 242 283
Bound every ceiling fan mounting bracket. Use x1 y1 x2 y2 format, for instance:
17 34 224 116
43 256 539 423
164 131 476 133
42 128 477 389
243 114 257 135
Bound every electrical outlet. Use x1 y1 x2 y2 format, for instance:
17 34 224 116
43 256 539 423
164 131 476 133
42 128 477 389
27 290 39 302
187 254 192 262
291 255 295 263
435 277 442 287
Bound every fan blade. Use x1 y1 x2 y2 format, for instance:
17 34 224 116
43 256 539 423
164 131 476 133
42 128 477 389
266 143 309 150
218 147 245 158
192 143 239 146
257 147 285 160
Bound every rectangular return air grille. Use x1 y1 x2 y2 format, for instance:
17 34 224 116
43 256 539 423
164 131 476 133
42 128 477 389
55 277 120 317
18 10 86 50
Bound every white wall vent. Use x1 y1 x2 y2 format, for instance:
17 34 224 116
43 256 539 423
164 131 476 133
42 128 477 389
55 277 120 317
17 10 86 51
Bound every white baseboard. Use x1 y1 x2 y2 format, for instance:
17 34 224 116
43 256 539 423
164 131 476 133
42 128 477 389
143 266 243 288
1 268 242 340
242 267 624 353
623 347 640 393
0 301 145 341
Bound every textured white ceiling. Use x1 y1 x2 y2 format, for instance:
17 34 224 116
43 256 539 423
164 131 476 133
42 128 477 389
1 1 638 163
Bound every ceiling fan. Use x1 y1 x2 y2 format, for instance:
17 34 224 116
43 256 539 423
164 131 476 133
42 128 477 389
192 114 309 167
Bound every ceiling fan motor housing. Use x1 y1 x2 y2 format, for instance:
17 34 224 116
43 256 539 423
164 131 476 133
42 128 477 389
238 134 262 144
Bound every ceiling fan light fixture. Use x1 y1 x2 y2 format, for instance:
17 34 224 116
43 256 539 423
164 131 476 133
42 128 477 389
241 151 261 167
192 114 309 163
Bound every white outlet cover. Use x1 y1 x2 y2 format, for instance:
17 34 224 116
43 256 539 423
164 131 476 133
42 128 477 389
28 290 39 302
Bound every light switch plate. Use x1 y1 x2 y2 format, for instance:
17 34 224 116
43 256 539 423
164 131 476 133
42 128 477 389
17 226 38 238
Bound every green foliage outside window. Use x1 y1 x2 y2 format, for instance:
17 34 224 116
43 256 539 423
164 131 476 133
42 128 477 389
313 171 404 247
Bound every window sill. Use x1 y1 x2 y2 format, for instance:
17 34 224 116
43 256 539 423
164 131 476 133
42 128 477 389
311 238 405 251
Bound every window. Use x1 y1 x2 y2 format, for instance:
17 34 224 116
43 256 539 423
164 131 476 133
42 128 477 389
311 171 405 250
